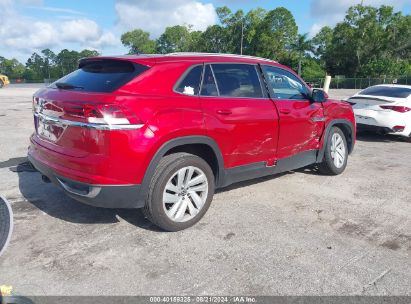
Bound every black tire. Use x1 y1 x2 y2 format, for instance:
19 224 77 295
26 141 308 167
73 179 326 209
0 81 4 89
144 152 215 231
0 196 13 257
318 127 348 175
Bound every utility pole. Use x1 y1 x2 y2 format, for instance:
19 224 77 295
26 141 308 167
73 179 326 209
240 20 244 55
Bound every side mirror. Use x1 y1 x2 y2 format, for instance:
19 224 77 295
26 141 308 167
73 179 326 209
311 89 328 103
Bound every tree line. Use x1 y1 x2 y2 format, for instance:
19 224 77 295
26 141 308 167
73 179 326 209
0 49 99 81
1 4 410 82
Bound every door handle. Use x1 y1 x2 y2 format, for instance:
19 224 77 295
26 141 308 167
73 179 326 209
216 109 232 115
279 109 291 114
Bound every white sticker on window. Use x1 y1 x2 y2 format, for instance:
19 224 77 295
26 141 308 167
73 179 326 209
183 86 195 95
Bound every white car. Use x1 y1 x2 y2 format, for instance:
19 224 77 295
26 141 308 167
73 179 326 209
348 84 411 137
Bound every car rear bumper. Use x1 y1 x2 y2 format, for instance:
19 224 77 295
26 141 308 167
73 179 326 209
28 153 146 209
354 109 410 136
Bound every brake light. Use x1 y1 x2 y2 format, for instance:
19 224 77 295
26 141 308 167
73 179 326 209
37 100 142 126
393 126 405 132
86 104 140 125
379 105 411 113
64 102 142 125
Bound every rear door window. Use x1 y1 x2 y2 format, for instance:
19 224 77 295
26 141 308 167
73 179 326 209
51 59 149 93
175 65 203 95
211 64 263 98
200 65 219 96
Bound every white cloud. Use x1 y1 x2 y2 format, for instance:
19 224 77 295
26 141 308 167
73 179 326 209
61 19 101 43
0 1 118 60
115 0 217 37
27 5 85 15
88 32 118 49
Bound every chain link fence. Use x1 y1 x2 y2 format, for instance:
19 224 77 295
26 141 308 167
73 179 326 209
306 76 410 90
8 78 55 84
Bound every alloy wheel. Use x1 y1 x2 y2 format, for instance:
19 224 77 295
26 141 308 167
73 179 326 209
162 166 209 222
330 133 346 168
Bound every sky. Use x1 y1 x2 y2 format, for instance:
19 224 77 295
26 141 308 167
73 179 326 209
0 0 410 63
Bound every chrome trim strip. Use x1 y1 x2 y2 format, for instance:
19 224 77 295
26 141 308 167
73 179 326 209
56 177 102 198
35 113 144 130
311 117 326 122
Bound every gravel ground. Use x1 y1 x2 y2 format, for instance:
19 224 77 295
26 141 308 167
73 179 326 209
0 84 410 296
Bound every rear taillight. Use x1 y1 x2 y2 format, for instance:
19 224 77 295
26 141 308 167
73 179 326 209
62 102 142 125
35 99 142 126
379 105 411 113
393 126 405 132
85 104 141 125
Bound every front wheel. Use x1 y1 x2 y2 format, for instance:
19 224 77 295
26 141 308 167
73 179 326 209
318 127 348 175
144 152 215 231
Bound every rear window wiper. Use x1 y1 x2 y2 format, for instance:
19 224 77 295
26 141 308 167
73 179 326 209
55 82 84 90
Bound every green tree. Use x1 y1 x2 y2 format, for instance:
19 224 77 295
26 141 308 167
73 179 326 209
157 25 191 53
79 49 100 58
26 53 45 80
320 4 411 77
196 25 230 53
121 29 157 54
216 6 245 54
55 49 81 76
253 7 298 61
41 49 56 79
0 57 25 78
242 8 267 55
301 59 326 80
290 33 313 75
312 26 333 58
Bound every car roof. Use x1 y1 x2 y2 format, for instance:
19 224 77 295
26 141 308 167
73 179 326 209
84 52 281 66
363 84 411 89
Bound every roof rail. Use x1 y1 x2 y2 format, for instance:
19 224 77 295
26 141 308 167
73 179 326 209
166 52 277 63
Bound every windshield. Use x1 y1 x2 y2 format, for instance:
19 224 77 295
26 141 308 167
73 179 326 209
50 59 149 93
359 86 411 98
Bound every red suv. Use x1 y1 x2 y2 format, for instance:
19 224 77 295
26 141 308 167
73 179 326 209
28 53 355 231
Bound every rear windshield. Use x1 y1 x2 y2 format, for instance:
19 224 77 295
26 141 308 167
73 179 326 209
50 59 149 93
359 86 411 98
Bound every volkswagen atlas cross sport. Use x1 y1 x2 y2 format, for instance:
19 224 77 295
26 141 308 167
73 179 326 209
28 53 356 231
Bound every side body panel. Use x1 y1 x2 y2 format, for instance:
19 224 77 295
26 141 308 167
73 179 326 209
274 99 324 158
201 95 279 168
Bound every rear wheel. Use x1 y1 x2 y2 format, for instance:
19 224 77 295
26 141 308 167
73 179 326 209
318 127 348 175
144 152 215 231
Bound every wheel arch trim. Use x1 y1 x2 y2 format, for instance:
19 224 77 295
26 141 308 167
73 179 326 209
137 136 225 206
316 119 355 162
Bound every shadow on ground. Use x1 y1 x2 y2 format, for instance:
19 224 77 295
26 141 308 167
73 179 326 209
12 160 161 232
10 156 324 230
356 131 411 143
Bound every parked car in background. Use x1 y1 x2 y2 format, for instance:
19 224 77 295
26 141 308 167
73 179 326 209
28 53 356 231
0 74 10 88
348 84 411 138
